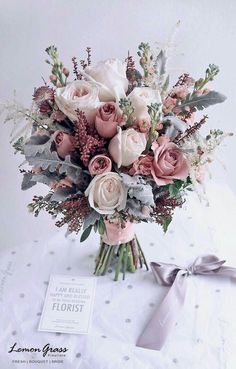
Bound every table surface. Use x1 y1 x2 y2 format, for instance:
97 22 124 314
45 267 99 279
1 183 236 369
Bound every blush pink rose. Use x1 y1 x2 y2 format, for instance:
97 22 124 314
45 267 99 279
88 155 112 176
95 102 122 138
129 155 153 176
151 136 189 185
53 130 75 158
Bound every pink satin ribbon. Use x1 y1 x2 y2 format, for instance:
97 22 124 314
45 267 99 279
102 220 135 246
136 255 236 350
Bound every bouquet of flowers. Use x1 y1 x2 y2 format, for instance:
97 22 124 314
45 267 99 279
2 42 231 280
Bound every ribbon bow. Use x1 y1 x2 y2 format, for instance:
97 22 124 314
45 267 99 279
136 255 236 351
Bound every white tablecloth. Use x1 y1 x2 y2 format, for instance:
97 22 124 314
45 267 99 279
1 183 236 369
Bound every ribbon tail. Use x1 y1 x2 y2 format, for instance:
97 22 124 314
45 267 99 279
136 270 187 350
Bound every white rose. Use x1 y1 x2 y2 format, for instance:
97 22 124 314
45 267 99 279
85 59 128 102
55 80 100 123
85 172 127 214
128 87 162 121
108 127 146 168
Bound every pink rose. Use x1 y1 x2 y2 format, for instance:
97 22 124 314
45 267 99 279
53 130 75 158
151 136 189 185
88 155 112 176
95 102 122 138
129 155 153 176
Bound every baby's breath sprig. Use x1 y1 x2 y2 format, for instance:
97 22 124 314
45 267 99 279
45 45 69 87
194 64 219 91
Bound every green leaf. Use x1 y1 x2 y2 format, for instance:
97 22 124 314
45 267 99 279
80 225 92 242
168 180 184 198
163 216 172 233
98 218 106 235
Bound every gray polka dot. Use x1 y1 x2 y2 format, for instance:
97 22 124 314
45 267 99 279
149 242 154 247
170 257 175 261
101 335 107 339
169 230 174 234
88 254 94 258
19 293 25 298
44 281 49 285
175 322 178 326
123 356 130 361
127 285 133 289
173 358 178 364
11 251 16 255
71 239 76 243
189 243 194 247
125 318 131 323
37 312 42 316
215 289 221 293
195 304 199 309
26 263 31 267
12 331 17 336
149 302 155 307
76 353 81 358
49 251 55 255
72 278 75 281
34 240 39 243
66 267 72 271
105 300 110 304
196 338 201 343
188 216 192 220
108 269 113 274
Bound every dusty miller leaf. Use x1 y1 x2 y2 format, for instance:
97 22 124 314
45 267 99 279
126 199 152 220
50 186 77 202
120 173 154 206
83 211 101 230
25 149 82 183
156 49 167 87
178 90 226 112
24 135 51 157
21 172 37 190
164 115 186 139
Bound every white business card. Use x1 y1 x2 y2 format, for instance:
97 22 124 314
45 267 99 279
38 275 97 335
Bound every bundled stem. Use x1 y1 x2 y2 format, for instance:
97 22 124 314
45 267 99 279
94 235 148 281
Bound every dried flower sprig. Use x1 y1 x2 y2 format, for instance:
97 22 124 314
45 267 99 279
152 194 185 232
175 115 208 144
71 56 82 80
80 47 92 70
56 195 91 233
74 110 107 166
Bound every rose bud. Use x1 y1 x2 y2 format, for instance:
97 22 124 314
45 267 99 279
95 102 122 138
53 130 75 159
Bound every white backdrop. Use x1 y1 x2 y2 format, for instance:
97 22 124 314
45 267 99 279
0 0 235 248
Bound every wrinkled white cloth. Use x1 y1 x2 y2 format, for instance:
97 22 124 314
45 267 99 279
0 183 236 369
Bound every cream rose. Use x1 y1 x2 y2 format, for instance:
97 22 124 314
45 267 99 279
128 87 162 121
85 172 127 214
85 59 128 102
108 127 146 168
55 80 100 123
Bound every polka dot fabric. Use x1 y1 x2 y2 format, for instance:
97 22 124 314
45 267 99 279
0 183 236 369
